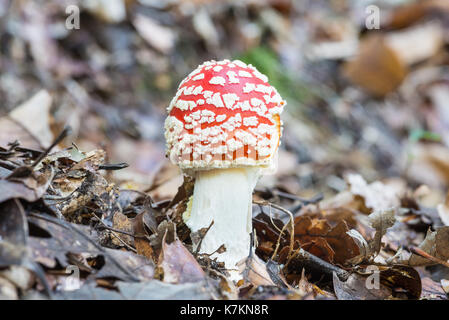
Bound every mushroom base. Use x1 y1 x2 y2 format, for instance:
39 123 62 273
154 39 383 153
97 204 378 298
183 167 260 279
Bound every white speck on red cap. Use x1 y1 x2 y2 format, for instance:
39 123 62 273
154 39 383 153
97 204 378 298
164 59 286 171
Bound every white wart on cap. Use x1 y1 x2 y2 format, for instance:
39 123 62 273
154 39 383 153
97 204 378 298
164 59 286 171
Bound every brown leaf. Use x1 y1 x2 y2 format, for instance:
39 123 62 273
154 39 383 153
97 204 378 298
0 117 42 151
368 209 397 254
132 13 176 53
132 212 154 261
378 265 421 299
333 272 391 300
387 0 449 29
441 279 449 294
437 191 449 226
386 22 444 66
408 227 449 266
253 210 286 260
111 211 133 247
342 34 407 97
0 167 54 203
346 173 401 213
0 277 18 300
293 216 360 265
296 269 331 299
0 200 29 267
9 90 54 149
325 221 361 265
69 149 106 173
421 277 447 300
59 171 114 223
95 248 155 281
158 239 205 284
238 254 275 287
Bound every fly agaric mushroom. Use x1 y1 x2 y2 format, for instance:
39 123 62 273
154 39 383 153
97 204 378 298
164 59 286 278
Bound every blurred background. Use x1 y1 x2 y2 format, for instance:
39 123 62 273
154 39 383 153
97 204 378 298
1 0 449 206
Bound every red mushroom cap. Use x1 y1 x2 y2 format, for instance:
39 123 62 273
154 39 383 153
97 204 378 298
164 59 286 170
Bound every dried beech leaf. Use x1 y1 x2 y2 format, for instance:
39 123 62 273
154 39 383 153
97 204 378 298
333 272 391 300
441 279 449 294
132 13 176 53
368 209 397 254
159 239 205 284
421 277 448 300
294 216 360 265
342 35 407 97
346 174 401 213
132 212 154 260
437 192 449 226
346 229 370 265
111 211 133 247
238 254 275 287
9 90 53 148
0 166 54 204
386 22 444 65
408 227 449 266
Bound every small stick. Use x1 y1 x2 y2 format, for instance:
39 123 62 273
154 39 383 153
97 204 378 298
99 163 129 170
96 224 148 239
409 246 449 268
292 248 349 281
253 200 295 260
32 126 72 168
90 214 137 253
252 200 349 281
194 220 215 256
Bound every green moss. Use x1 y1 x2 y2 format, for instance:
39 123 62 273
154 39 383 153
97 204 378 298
409 129 441 143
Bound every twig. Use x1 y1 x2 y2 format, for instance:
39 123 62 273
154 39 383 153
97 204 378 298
96 224 148 239
290 247 349 281
90 214 137 253
409 246 449 268
252 200 349 281
99 163 129 170
253 200 295 260
6 127 72 179
31 126 72 169
194 220 215 256
256 188 323 204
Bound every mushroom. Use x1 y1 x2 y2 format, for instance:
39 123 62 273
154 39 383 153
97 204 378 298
164 59 286 279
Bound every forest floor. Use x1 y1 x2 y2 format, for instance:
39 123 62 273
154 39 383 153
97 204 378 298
0 0 448 300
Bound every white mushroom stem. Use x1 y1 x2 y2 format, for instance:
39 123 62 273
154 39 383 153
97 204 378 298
183 167 261 279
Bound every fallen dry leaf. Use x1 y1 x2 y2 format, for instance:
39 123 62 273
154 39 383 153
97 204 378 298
0 117 42 150
346 173 402 213
441 279 449 294
342 34 407 97
386 22 444 66
333 272 391 300
111 211 133 247
158 239 206 284
83 0 126 23
0 167 54 204
238 253 275 287
407 227 449 266
9 90 54 149
421 277 448 299
368 208 397 254
293 215 360 265
132 13 176 54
